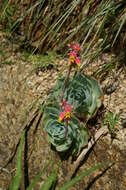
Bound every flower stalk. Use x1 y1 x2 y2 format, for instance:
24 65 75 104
60 42 81 107
60 64 72 105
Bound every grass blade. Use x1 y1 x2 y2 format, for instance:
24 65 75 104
59 163 104 190
39 162 58 190
26 163 50 190
9 130 25 190
112 13 126 47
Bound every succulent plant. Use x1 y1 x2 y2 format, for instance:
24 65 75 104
48 73 103 119
43 102 88 155
43 72 103 155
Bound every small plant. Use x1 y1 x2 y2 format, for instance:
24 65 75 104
104 111 120 135
0 60 15 67
23 51 60 72
43 43 103 155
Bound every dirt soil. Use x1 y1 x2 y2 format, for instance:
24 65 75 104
0 30 126 190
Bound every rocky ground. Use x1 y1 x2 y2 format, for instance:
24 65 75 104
0 30 126 190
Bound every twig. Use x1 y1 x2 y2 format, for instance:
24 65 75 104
0 167 12 177
68 126 108 179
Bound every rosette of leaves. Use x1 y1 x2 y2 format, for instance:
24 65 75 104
48 72 103 121
43 72 103 155
43 102 88 155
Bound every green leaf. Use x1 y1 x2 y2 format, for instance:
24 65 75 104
39 164 57 190
59 163 104 190
104 111 120 132
9 130 25 190
26 163 50 190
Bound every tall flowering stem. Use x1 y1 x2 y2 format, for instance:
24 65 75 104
59 43 81 138
60 42 81 106
60 64 72 105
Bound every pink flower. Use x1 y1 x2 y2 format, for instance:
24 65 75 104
69 51 77 57
68 47 81 67
64 103 72 122
75 56 80 67
65 104 72 113
65 105 71 122
58 111 65 122
70 42 80 52
61 99 72 113
69 51 77 64
59 100 72 123
69 51 77 58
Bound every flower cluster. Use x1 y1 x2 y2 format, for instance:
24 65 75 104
58 42 80 122
58 100 72 123
69 42 81 68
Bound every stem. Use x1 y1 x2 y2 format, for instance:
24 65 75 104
61 64 72 104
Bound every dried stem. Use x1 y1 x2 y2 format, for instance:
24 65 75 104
67 126 108 179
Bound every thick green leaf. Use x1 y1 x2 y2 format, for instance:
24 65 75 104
9 130 25 190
